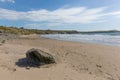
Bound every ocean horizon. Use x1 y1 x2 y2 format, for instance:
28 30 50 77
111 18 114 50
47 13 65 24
41 31 120 46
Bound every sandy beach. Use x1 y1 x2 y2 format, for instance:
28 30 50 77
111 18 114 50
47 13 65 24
0 35 120 80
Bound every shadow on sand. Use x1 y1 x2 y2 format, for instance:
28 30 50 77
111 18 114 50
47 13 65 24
15 58 42 68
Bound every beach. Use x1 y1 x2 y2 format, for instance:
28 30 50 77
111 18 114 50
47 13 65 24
0 34 120 80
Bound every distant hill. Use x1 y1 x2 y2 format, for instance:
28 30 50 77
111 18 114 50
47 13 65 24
0 26 119 35
78 30 120 34
0 26 79 35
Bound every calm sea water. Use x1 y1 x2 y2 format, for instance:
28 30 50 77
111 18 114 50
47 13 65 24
41 32 120 46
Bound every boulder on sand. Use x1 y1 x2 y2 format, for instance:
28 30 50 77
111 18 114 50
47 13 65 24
26 48 55 65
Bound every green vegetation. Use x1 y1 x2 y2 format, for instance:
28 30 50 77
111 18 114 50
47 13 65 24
0 26 79 35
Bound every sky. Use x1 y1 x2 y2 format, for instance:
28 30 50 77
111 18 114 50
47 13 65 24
0 0 120 31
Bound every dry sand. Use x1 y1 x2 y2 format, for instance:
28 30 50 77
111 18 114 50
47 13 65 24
0 35 120 80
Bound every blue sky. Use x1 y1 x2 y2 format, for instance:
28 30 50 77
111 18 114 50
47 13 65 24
0 0 120 31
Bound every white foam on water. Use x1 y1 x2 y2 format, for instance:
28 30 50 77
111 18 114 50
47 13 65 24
41 34 120 46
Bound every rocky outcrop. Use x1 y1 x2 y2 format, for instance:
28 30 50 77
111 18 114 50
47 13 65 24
26 48 55 65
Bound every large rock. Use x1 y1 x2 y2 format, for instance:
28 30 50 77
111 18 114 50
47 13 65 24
26 48 55 65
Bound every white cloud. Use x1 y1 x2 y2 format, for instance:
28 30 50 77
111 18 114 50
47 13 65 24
0 0 15 3
0 7 120 25
106 11 120 18
25 22 66 28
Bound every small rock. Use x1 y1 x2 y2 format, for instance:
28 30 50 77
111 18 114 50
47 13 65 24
13 68 16 72
5 52 9 54
96 64 102 68
89 72 92 74
26 67 30 70
1 40 6 44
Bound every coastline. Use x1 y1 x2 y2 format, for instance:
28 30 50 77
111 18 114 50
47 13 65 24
41 34 120 47
0 35 120 80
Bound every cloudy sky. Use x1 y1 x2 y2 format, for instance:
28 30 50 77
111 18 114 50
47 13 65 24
0 0 120 31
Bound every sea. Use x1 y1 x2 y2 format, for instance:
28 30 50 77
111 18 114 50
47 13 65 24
41 31 120 46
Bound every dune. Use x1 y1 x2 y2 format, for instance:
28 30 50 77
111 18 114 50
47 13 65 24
0 35 120 80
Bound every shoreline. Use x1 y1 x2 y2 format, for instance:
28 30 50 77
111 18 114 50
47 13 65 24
0 35 120 80
40 36 120 48
41 34 120 47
